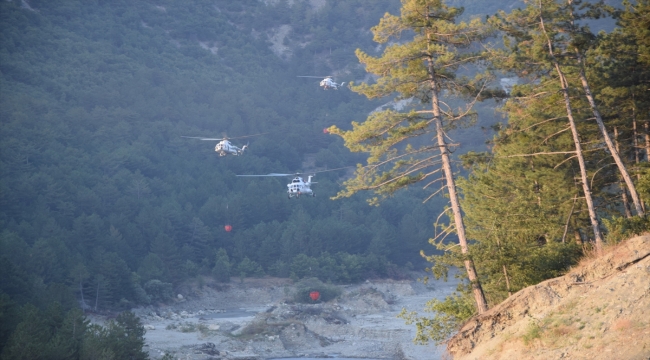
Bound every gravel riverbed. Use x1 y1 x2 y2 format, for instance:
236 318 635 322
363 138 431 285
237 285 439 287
112 273 458 360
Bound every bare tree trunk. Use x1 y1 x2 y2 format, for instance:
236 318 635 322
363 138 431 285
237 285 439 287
561 194 578 243
615 127 633 218
79 281 85 313
495 237 513 297
502 265 512 297
633 112 640 170
539 9 604 253
429 60 488 314
574 49 645 216
434 111 488 313
645 121 650 162
554 66 603 251
574 229 583 245
95 279 100 311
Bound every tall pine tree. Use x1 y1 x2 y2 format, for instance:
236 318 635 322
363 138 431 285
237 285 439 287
330 0 491 313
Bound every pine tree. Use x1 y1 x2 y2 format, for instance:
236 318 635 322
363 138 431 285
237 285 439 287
329 0 491 313
186 217 212 263
489 0 611 251
212 248 231 283
591 0 650 200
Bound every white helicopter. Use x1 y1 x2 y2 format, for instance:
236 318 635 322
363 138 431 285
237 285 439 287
237 167 351 199
298 76 346 90
181 133 265 156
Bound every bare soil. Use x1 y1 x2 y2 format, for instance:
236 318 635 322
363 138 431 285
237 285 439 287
447 234 650 360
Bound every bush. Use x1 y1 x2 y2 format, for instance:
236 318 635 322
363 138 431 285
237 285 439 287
292 277 341 303
237 257 265 278
268 260 290 277
183 260 200 277
212 248 231 283
398 290 475 345
603 215 650 244
143 280 173 303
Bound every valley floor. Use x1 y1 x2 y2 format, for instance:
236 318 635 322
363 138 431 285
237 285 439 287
93 273 458 360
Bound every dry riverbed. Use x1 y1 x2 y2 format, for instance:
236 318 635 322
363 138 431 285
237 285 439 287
114 273 458 360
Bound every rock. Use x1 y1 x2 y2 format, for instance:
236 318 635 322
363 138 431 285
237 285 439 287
195 342 220 356
144 325 155 330
208 324 220 331
177 293 184 300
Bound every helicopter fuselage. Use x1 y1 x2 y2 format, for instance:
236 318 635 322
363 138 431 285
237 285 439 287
319 78 344 90
215 140 246 156
287 176 314 198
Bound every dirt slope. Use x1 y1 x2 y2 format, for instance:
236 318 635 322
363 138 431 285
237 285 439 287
447 234 650 360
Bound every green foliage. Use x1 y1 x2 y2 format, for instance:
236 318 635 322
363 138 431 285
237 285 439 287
79 311 148 360
212 248 232 283
137 253 166 283
522 321 542 346
268 260 290 278
330 0 492 202
603 216 650 244
2 0 645 350
0 303 141 360
143 280 173 304
398 289 475 345
236 257 264 278
292 278 342 303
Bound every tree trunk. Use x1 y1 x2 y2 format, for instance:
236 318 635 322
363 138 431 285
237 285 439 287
574 49 645 216
95 279 100 311
502 264 512 297
633 112 640 169
574 229 583 245
495 237 512 297
554 65 603 251
615 127 633 218
561 194 578 243
79 280 85 313
539 10 604 253
429 60 488 314
643 121 650 162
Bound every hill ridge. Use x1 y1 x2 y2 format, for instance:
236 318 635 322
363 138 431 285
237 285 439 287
448 234 650 360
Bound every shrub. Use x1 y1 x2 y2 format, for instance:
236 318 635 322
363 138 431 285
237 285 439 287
398 290 476 345
237 257 265 278
292 277 341 303
268 260 290 277
143 280 173 303
603 215 650 244
212 248 231 283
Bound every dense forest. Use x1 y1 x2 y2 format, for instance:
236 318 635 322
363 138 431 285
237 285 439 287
1 0 649 356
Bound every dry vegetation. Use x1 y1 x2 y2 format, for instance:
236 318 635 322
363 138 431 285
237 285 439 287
448 234 650 360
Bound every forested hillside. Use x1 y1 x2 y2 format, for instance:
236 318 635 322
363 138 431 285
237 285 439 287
0 0 452 353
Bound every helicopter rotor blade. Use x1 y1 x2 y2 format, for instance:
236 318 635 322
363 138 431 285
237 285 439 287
310 165 356 175
237 173 298 177
181 136 225 141
238 166 356 178
225 132 269 140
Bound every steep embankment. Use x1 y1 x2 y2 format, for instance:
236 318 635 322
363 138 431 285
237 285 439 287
448 234 650 360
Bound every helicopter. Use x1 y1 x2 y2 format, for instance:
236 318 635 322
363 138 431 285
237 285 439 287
181 133 265 156
237 167 352 199
298 76 346 90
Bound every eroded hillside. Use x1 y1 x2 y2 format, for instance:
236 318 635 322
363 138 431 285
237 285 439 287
448 234 650 360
